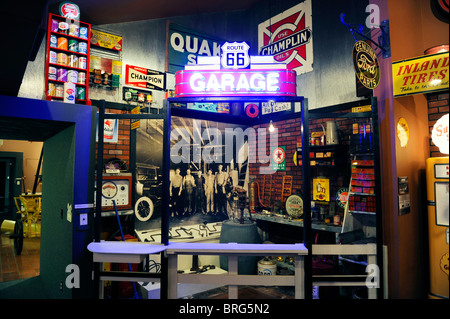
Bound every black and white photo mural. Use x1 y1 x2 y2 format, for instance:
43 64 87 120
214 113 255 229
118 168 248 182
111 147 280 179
134 117 251 242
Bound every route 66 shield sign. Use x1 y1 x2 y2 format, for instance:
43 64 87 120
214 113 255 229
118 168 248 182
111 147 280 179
221 42 250 69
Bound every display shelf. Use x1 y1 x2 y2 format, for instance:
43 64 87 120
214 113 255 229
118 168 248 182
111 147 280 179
252 212 342 233
45 13 91 104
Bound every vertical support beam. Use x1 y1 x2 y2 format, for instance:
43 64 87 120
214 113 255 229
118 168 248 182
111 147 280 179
93 100 104 299
160 99 171 299
167 253 178 299
228 255 238 299
300 98 312 299
294 255 305 299
95 100 104 243
371 96 384 299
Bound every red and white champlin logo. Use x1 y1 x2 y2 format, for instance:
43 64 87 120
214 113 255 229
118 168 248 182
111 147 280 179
258 0 313 75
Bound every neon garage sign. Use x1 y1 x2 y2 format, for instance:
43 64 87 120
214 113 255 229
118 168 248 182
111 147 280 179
174 69 296 97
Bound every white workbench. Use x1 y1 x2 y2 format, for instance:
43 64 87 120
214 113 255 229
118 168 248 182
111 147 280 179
87 241 308 299
165 242 308 299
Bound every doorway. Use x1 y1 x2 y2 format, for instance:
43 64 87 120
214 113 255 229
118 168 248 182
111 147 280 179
0 95 96 299
0 143 41 283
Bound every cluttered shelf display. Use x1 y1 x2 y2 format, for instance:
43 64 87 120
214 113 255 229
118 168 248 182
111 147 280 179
45 13 91 104
252 104 378 244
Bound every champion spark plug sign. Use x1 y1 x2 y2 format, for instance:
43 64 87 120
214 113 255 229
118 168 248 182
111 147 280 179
125 65 166 91
174 69 297 97
258 0 313 75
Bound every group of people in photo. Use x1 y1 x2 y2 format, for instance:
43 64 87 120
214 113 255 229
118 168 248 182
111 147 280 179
169 164 237 218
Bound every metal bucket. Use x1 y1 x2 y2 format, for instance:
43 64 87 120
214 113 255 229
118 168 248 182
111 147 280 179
219 219 261 274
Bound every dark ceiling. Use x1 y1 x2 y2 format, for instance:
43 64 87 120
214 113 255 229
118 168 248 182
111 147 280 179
48 0 263 25
0 0 261 97
0 0 261 141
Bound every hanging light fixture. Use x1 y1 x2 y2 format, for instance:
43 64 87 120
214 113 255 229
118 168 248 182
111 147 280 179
269 120 275 133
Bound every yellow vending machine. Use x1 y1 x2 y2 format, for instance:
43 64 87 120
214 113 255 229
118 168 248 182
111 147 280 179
426 157 449 299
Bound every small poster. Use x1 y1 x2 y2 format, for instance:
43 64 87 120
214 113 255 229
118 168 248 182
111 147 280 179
313 178 330 201
272 146 286 171
91 29 123 51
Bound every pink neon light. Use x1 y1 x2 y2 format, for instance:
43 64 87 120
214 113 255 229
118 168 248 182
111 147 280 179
174 69 297 97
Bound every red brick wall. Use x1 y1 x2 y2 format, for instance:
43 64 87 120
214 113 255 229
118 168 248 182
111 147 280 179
249 107 373 208
427 92 449 158
96 108 131 165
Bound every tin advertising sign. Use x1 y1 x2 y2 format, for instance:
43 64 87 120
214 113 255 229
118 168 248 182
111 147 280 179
392 52 449 97
272 146 286 171
125 65 166 91
258 0 313 75
91 29 123 51
168 23 223 74
352 40 380 90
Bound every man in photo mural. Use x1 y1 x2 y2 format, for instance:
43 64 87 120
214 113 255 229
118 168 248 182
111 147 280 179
194 170 205 214
215 164 227 216
183 169 195 215
205 169 215 214
169 168 183 216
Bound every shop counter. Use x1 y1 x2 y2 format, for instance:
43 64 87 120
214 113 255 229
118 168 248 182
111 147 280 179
165 242 308 299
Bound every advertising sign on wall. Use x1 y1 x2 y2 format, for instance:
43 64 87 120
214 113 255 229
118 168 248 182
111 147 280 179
125 65 166 91
167 23 223 74
352 40 380 90
258 0 313 75
91 29 123 51
392 52 449 97
272 146 286 171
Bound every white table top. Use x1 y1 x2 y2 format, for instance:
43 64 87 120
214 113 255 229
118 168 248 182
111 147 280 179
87 241 308 257
165 242 308 255
87 241 167 255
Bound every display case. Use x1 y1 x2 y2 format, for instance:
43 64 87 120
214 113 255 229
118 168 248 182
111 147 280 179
44 13 91 104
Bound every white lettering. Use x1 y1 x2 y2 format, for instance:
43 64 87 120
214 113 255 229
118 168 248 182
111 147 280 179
189 72 205 91
250 73 265 91
366 4 380 29
65 264 80 289
185 35 198 53
236 73 250 91
206 73 220 91
266 73 279 91
221 73 235 91
198 39 212 56
170 32 184 52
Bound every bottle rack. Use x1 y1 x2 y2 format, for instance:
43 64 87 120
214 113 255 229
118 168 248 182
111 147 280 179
44 13 91 104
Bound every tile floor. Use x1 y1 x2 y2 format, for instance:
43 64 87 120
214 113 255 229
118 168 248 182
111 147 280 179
0 234 40 282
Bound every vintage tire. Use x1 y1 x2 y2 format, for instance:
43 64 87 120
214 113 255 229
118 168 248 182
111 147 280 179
135 196 154 222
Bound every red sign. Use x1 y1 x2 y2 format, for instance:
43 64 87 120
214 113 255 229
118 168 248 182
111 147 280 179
174 69 296 97
258 1 313 75
59 2 80 19
125 65 166 91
